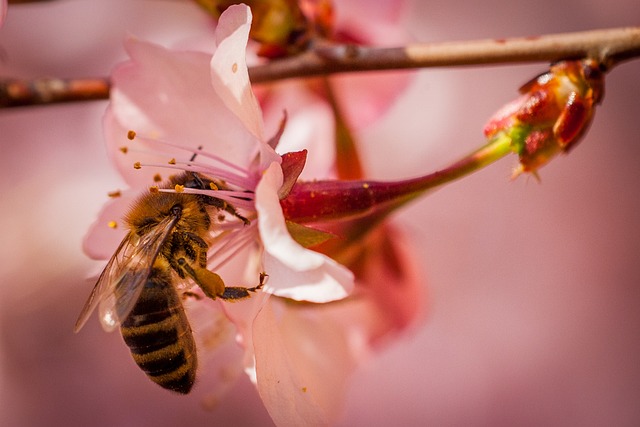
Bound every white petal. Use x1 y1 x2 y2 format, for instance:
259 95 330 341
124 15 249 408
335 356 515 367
211 4 265 141
256 163 354 302
253 298 366 426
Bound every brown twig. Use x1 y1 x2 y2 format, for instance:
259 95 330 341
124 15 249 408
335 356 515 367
2 27 639 108
0 78 110 107
249 27 640 82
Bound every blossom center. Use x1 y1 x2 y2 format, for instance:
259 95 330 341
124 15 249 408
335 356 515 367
120 130 263 271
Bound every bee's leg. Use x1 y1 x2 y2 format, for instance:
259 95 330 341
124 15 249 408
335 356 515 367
181 232 209 267
167 232 209 274
176 258 225 300
219 272 267 301
200 195 251 225
222 203 250 226
164 235 189 279
182 291 202 300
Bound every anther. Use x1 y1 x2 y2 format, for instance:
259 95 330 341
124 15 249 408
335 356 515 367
127 130 136 140
133 162 142 169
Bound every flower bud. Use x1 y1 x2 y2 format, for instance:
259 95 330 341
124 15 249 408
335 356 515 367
484 59 605 177
195 0 335 58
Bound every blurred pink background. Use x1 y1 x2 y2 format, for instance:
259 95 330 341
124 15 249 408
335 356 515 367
1 0 639 426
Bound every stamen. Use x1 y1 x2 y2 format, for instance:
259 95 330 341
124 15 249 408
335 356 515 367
135 162 255 190
119 146 128 154
131 134 250 177
173 158 255 189
108 190 121 198
127 130 137 140
133 162 142 169
168 158 176 165
156 187 255 210
108 221 118 229
153 173 162 182
149 186 159 193
208 225 257 271
174 184 185 193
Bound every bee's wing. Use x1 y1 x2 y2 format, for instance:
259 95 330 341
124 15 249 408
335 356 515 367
74 215 179 333
74 235 130 333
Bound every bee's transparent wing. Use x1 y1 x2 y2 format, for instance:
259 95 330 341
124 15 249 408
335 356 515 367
74 215 179 333
74 235 130 333
97 265 151 332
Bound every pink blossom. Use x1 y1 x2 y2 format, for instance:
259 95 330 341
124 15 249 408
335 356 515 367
82 4 359 416
85 5 353 306
80 4 425 423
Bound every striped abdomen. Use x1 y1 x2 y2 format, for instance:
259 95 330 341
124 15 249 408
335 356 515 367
120 270 197 394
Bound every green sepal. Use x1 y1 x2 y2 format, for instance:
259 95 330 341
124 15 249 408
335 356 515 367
285 220 336 248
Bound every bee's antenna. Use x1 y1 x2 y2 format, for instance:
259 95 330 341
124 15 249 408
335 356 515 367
189 146 203 163
189 146 205 188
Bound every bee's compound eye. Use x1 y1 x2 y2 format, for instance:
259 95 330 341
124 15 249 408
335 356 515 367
171 205 182 217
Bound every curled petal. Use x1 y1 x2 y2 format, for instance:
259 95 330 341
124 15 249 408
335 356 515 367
256 163 354 302
211 5 265 143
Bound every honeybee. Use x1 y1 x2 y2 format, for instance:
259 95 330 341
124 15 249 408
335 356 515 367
74 171 263 394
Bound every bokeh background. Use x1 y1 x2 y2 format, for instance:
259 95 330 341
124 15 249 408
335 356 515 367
1 0 639 426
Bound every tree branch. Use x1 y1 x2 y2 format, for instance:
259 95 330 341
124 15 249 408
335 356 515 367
0 77 110 107
249 27 640 82
2 27 639 108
